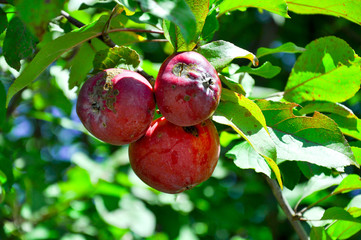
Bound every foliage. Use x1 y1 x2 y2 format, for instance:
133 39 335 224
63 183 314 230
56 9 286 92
1 0 361 239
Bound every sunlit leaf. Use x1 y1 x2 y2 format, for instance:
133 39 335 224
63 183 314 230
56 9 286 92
6 16 109 107
236 61 281 79
284 36 360 104
213 89 281 187
256 100 358 168
327 114 361 141
226 141 272 177
256 42 305 58
333 174 361 194
351 147 361 165
327 220 361 239
287 0 361 26
196 40 259 70
295 174 344 207
219 0 289 18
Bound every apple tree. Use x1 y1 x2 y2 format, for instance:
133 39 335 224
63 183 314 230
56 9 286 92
1 0 361 239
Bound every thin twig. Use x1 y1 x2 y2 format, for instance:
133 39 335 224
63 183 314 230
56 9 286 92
265 177 309 240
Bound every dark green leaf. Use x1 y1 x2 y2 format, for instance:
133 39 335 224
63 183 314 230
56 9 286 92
236 61 281 79
201 8 219 42
219 0 289 18
6 16 108 107
333 174 361 194
3 16 37 71
115 0 138 11
14 0 65 39
256 100 357 168
256 42 305 58
175 0 209 51
0 81 5 129
310 227 332 240
137 0 196 44
321 207 361 222
287 0 361 26
279 161 300 190
297 162 331 179
196 40 259 70
68 43 95 89
93 46 140 72
0 7 8 35
284 36 360 104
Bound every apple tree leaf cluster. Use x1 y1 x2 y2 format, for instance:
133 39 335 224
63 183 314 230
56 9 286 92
1 0 361 239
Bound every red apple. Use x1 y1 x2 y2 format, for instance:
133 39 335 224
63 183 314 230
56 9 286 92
129 117 220 194
154 51 221 126
76 68 155 145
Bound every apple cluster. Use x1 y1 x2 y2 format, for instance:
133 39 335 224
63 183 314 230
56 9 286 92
76 51 222 194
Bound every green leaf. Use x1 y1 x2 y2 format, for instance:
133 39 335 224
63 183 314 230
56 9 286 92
219 0 289 18
175 0 209 51
213 89 281 187
219 75 246 96
327 113 361 141
0 170 6 184
68 43 95 89
284 36 360 104
196 40 259 70
298 101 361 141
226 141 272 177
94 195 156 237
93 46 140 72
256 42 306 58
321 207 361 222
351 147 361 165
295 174 344 207
0 7 8 35
327 220 361 239
333 174 361 194
0 81 6 129
299 101 357 119
287 0 361 26
236 61 281 79
115 0 138 11
6 16 108 107
201 8 219 42
14 0 65 39
137 0 196 44
256 100 358 168
3 16 37 71
310 227 332 240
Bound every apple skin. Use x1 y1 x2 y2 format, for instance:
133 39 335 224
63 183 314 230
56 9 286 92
76 68 155 145
154 51 221 126
128 117 220 194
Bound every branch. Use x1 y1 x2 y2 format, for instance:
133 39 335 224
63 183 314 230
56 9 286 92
265 177 309 240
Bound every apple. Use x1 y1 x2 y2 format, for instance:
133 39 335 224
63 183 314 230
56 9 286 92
129 117 220 194
154 51 221 126
76 68 155 145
